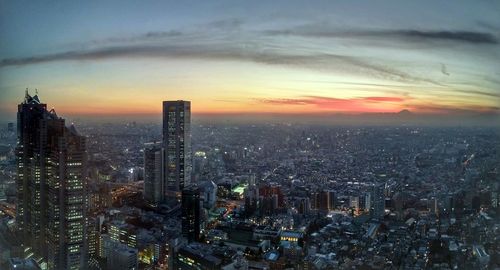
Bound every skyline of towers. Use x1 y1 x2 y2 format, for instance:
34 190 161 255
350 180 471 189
16 91 87 270
162 100 192 195
144 99 201 244
5 89 496 269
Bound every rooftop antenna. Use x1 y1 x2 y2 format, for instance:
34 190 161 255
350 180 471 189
35 88 38 95
25 88 29 96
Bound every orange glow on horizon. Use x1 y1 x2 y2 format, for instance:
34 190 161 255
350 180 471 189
37 99 499 117
3 88 497 118
52 98 407 116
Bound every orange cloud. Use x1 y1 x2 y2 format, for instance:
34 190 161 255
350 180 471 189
257 96 405 113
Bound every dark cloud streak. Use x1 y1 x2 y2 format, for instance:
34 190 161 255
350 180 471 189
406 103 500 114
0 43 442 86
441 63 450 76
396 30 498 44
454 89 500 98
204 18 244 30
266 28 499 44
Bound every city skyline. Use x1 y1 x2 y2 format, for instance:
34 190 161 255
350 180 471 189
1 1 499 122
0 2 499 269
1 91 499 269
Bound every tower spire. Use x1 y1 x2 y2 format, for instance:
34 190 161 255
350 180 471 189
24 88 30 103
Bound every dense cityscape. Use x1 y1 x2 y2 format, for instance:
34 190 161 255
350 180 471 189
0 92 498 270
1 2 500 269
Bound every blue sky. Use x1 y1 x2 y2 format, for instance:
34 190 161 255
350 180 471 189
1 0 499 120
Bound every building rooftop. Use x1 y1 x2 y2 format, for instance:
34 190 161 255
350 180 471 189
9 258 41 270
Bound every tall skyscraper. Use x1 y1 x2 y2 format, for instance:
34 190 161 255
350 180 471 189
16 91 87 270
319 190 332 211
349 196 360 211
327 190 336 210
143 142 164 204
244 185 259 215
7 122 14 132
181 185 201 242
363 192 372 212
311 190 332 211
162 100 191 194
371 183 385 218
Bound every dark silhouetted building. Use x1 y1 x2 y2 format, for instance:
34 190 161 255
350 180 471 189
181 185 201 242
7 122 14 132
107 242 138 270
175 244 222 269
244 185 259 215
16 91 87 270
143 142 164 204
311 190 333 211
259 183 284 207
371 183 385 218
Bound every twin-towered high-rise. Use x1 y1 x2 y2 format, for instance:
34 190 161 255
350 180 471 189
16 91 86 270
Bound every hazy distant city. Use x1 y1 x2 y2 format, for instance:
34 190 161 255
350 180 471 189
0 91 498 270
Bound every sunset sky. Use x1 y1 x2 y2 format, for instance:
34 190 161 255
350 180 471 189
1 1 499 121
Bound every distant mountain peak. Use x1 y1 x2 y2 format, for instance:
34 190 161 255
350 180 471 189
398 109 413 115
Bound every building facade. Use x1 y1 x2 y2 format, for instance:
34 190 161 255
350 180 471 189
143 142 164 204
107 242 138 270
16 91 87 269
162 100 191 194
181 185 201 242
371 183 385 218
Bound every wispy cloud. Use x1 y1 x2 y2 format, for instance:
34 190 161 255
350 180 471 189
1 21 496 94
257 95 499 114
78 30 184 47
454 89 500 98
476 20 500 32
441 63 450 76
363 96 405 102
407 103 500 114
67 18 243 47
0 42 442 86
203 18 244 31
388 30 497 44
265 26 499 44
257 95 405 112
